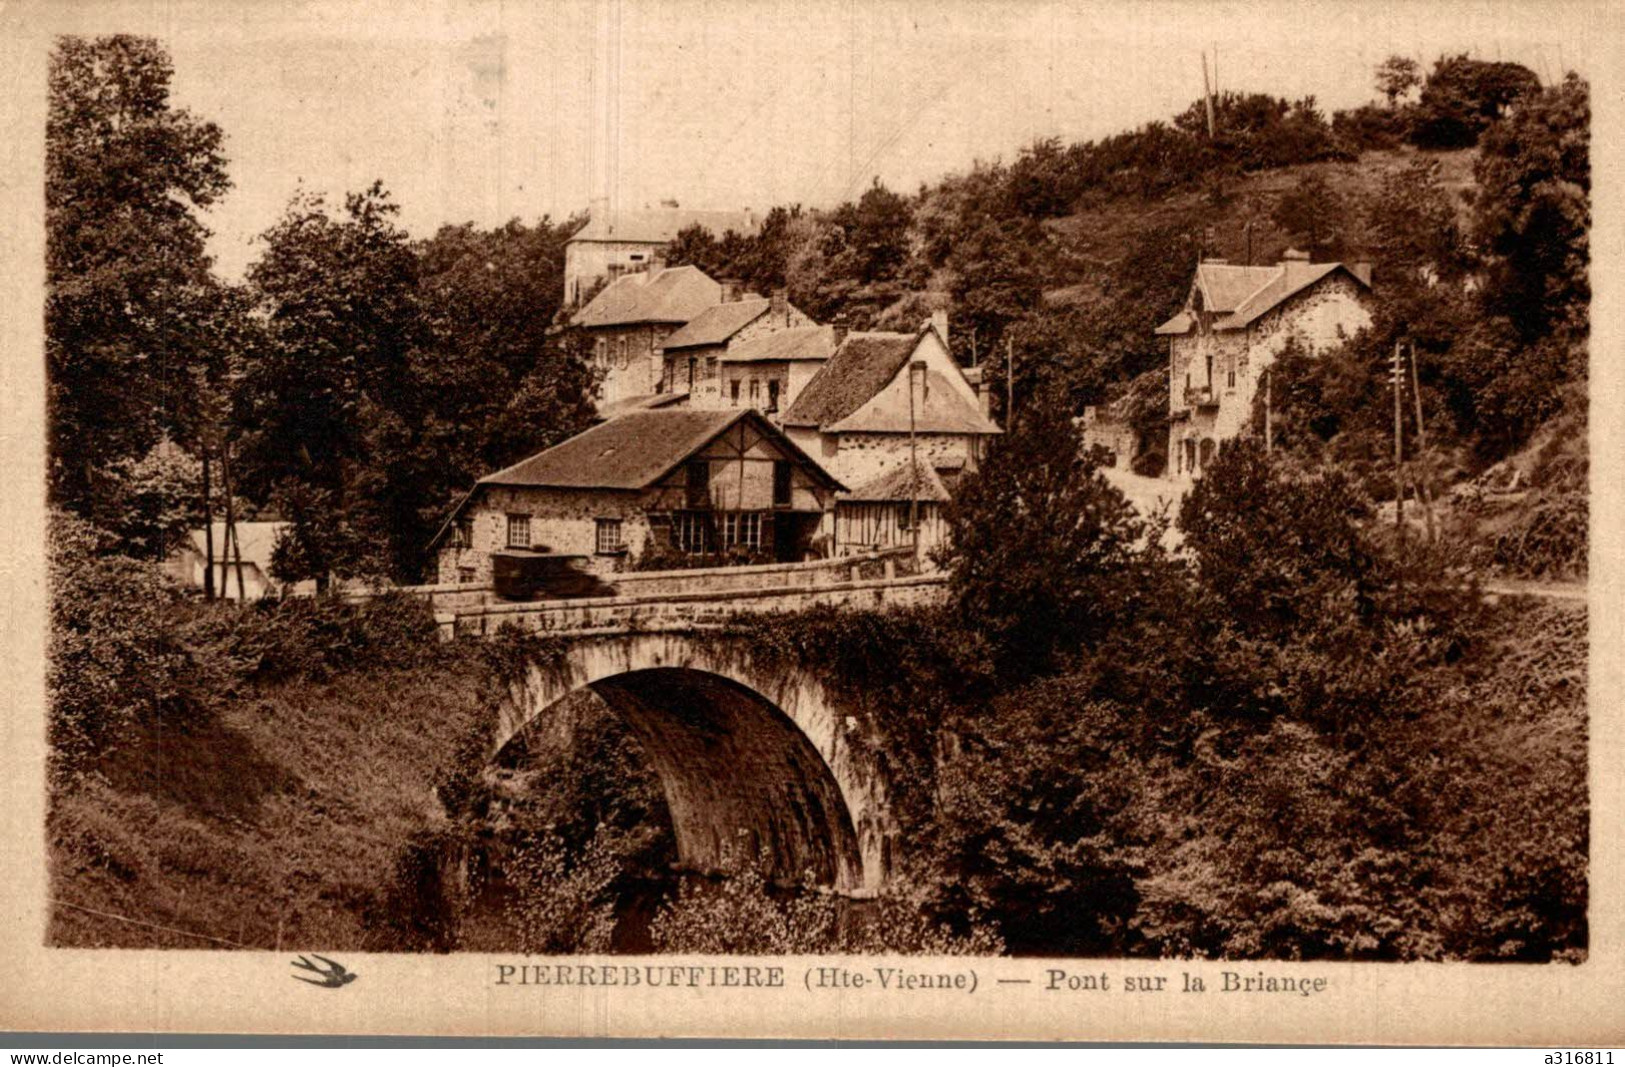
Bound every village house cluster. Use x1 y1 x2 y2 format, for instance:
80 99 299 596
167 205 1377 600
430 210 1377 592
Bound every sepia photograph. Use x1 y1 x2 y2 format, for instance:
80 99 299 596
3 0 1620 1045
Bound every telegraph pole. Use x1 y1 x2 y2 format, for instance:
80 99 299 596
1391 341 1405 541
1407 341 1437 543
1264 367 1273 453
1005 337 1015 429
908 361 921 563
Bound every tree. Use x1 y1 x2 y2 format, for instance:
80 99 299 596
1177 437 1380 643
938 400 1149 680
1374 55 1422 107
1272 173 1345 250
1410 55 1540 149
239 183 421 584
46 35 229 516
1366 158 1468 284
663 223 724 276
1472 74 1590 344
824 178 913 284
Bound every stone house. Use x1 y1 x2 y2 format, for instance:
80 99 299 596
779 313 1001 557
1079 401 1138 471
429 408 844 585
655 289 816 408
563 204 758 308
717 323 841 417
571 264 725 410
1155 249 1373 479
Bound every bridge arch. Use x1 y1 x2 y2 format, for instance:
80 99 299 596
492 630 898 895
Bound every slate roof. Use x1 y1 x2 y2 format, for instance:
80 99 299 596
597 392 690 420
778 331 919 428
721 324 839 364
569 208 760 245
826 370 1001 435
572 265 720 328
476 409 843 492
659 299 770 350
1154 259 1370 335
843 458 952 504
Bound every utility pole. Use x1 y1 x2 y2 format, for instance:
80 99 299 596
201 445 215 601
1005 337 1015 429
1391 341 1405 542
222 438 247 601
1407 341 1437 543
907 361 921 564
1264 367 1273 453
1201 52 1216 137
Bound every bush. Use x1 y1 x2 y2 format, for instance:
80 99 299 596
47 511 210 778
939 401 1151 680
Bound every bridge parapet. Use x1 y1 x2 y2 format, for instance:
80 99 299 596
445 571 947 639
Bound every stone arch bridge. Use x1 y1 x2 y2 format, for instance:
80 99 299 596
412 553 946 896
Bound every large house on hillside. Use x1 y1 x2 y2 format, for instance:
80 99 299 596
430 409 844 585
1155 249 1373 478
780 313 1002 557
564 204 759 307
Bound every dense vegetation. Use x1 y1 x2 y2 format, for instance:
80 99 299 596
46 38 1588 958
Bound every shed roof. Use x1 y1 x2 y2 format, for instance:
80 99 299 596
721 324 839 364
843 457 952 504
778 331 919 428
659 299 769 349
572 265 720 328
569 208 760 245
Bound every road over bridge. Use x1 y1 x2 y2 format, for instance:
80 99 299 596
400 551 947 896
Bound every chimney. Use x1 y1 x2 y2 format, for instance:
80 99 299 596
1281 247 1311 263
831 317 850 350
770 288 788 327
719 278 743 303
929 309 948 346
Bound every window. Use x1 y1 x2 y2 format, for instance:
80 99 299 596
766 379 780 413
457 566 476 584
685 460 711 508
617 337 629 367
629 253 645 262
749 379 760 407
670 511 717 554
773 460 792 506
687 358 697 391
720 511 763 550
595 517 625 555
896 503 915 532
506 513 531 549
595 338 607 363
451 520 471 549
730 379 742 406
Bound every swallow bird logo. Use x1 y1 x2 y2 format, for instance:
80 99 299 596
290 953 359 989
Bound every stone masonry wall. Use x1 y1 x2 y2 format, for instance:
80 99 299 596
436 485 652 585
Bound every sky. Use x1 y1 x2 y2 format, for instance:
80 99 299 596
51 0 1606 281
